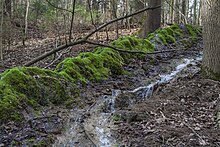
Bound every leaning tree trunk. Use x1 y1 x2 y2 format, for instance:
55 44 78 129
139 0 161 38
202 0 220 79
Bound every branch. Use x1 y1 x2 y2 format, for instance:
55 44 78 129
85 5 161 40
24 5 161 66
24 39 85 66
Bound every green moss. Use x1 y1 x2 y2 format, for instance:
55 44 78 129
170 24 183 36
55 51 113 83
94 47 124 75
0 67 76 123
147 24 183 45
156 29 176 44
185 24 202 42
111 36 155 62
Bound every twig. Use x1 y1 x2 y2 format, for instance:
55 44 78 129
44 48 70 69
183 122 206 144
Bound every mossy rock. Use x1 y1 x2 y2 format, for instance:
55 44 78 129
0 67 77 123
185 24 202 42
147 24 184 45
111 36 155 62
56 48 124 83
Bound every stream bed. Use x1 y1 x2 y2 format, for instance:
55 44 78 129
53 53 202 147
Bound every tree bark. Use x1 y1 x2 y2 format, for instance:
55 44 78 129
23 0 29 46
69 0 76 42
202 0 220 79
139 0 162 38
0 0 4 65
193 0 197 25
181 0 186 22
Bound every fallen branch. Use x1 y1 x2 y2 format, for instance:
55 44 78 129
24 5 161 66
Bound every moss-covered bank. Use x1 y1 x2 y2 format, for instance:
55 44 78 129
0 67 77 122
0 24 201 123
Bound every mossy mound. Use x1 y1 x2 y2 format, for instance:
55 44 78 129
147 24 201 45
56 48 124 84
185 24 202 42
0 67 76 123
111 36 155 62
148 24 183 44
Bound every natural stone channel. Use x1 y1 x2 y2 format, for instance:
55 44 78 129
53 53 202 147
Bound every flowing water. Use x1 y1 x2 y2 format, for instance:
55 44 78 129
53 54 202 147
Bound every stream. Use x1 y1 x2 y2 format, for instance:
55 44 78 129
53 53 202 147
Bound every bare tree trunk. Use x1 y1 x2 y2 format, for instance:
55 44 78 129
202 0 220 79
0 0 4 65
181 0 186 22
174 0 179 23
170 0 175 23
193 0 197 25
197 0 202 25
69 0 76 42
139 0 161 38
23 0 29 46
111 0 119 39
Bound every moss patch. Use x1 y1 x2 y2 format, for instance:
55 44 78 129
0 67 76 123
185 24 202 42
111 36 155 62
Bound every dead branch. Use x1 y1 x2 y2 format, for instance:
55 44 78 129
24 5 161 66
44 47 71 69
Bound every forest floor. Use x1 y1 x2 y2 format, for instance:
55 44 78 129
82 38 220 146
0 27 220 146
